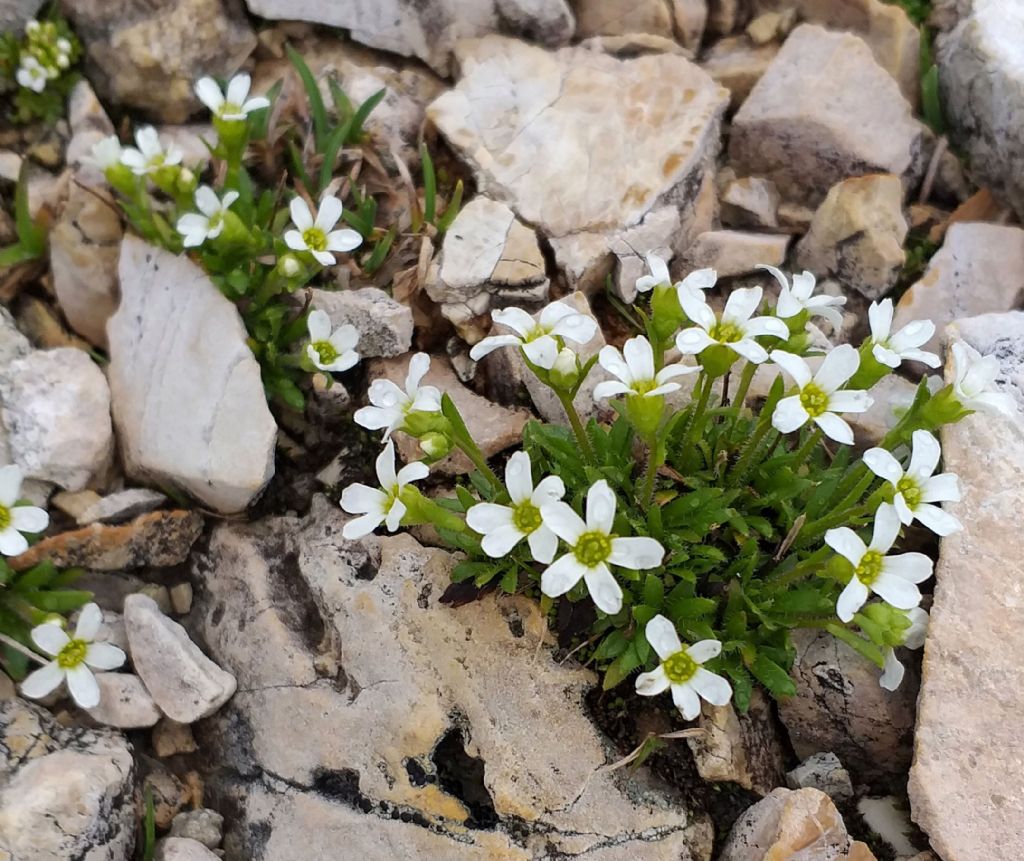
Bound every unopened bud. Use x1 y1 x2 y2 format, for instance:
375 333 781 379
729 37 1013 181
420 432 452 460
550 348 579 390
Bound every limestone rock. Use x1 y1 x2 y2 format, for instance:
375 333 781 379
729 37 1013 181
0 697 136 860
0 306 30 370
0 0 43 30
365 354 530 474
684 229 789 278
720 175 780 229
778 628 917 780
0 347 113 491
61 0 257 123
169 809 224 849
424 197 548 341
66 79 116 176
701 35 779 108
9 510 203 572
108 238 277 513
730 24 924 205
429 36 728 239
894 222 1024 355
610 207 682 303
309 287 413 358
124 593 237 724
144 767 189 829
938 0 1024 220
795 174 909 300
574 0 675 38
752 0 921 104
909 311 1024 861
152 720 198 758
244 0 574 76
156 837 219 861
192 502 714 860
686 688 786 795
86 673 162 729
674 0 709 50
786 753 854 803
720 787 876 861
78 487 168 525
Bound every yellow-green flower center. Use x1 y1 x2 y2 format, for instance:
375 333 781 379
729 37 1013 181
0 503 10 531
856 549 884 585
303 227 328 252
56 638 87 669
632 378 658 395
710 321 744 344
663 649 698 684
313 340 338 365
574 530 612 567
512 500 542 534
799 382 830 417
896 476 921 508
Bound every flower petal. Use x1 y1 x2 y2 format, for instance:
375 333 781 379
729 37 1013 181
678 289 716 330
769 350 813 388
343 511 385 539
879 648 905 691
690 668 732 706
194 76 224 112
585 480 617 534
729 338 769 365
65 664 100 709
813 411 854 445
10 504 47 534
396 461 430 485
584 564 623 614
825 527 866 566
722 286 763 324
289 197 314 231
504 451 534 503
549 312 598 345
326 229 362 253
908 430 941 481
836 576 869 622
532 476 565 504
541 501 586 544
329 324 360 355
226 73 251 107
870 502 901 553
406 352 431 394
911 503 962 536
863 447 903 486
635 666 670 696
540 553 586 598
20 661 64 700
352 405 400 435
592 380 633 401
466 503 514 534
491 307 536 338
920 473 961 503
872 344 903 369
194 185 220 217
84 642 125 670
522 335 558 369
31 623 70 656
384 497 406 532
0 464 23 506
814 344 860 393
882 551 933 584
868 299 893 341
0 526 28 556
645 614 682 661
743 316 789 339
623 336 655 383
312 250 336 266
871 571 923 610
598 344 631 384
527 525 558 564
608 536 664 570
375 440 398 488
771 396 809 434
283 229 307 251
75 603 103 641
671 681 702 719
478 524 522 557
307 308 332 342
675 327 716 355
315 195 344 232
341 484 388 516
686 639 722 663
469 335 522 361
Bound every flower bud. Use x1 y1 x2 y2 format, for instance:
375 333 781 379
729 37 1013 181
650 283 685 344
277 254 304 279
549 348 579 390
420 432 452 461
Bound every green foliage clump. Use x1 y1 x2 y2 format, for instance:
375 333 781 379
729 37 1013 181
0 14 81 125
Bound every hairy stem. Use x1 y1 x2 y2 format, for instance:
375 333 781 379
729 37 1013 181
557 389 595 463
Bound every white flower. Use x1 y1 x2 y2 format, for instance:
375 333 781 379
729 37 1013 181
16 56 46 93
879 606 928 691
87 135 123 170
759 265 846 331
466 451 565 563
950 341 1017 418
676 268 718 305
0 465 48 556
635 252 672 294
867 299 939 369
56 37 71 55
305 309 359 373
635 615 732 719
284 196 362 266
676 286 788 365
540 480 665 615
195 73 270 121
120 126 183 176
863 430 961 536
340 440 428 540
353 353 442 440
20 604 126 709
593 335 697 401
176 185 240 248
827 502 932 622
25 19 39 34
770 346 873 445
469 300 598 370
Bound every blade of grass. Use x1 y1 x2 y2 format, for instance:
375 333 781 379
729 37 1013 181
347 88 386 144
363 225 397 274
420 143 437 225
249 78 282 141
286 44 328 149
329 78 354 124
14 160 45 255
435 179 464 234
317 121 353 193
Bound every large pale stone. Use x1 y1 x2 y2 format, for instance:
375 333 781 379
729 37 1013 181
193 500 714 860
574 0 674 38
684 229 789 278
938 0 1024 220
909 311 1024 861
730 25 924 205
700 35 779 109
86 673 162 729
108 238 277 513
795 174 908 300
429 36 728 238
124 593 237 724
0 0 43 30
61 0 257 123
0 697 136 860
894 222 1024 355
244 0 574 76
309 287 413 358
0 347 113 490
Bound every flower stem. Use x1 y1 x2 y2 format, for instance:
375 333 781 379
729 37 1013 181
0 633 46 665
791 427 824 468
681 373 712 453
767 545 832 590
556 389 595 463
728 414 773 486
453 437 504 496
639 442 660 506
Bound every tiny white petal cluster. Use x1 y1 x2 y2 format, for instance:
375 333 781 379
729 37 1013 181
120 126 183 176
195 73 270 122
16 54 47 92
950 341 1017 417
760 265 846 331
880 606 928 692
676 286 788 365
470 300 597 369
593 335 697 402
868 299 939 369
306 309 360 373
176 186 239 248
0 465 48 557
354 353 442 440
284 196 363 266
20 604 126 709
340 440 428 539
635 615 731 719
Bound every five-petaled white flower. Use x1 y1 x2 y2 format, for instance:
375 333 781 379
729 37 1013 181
176 185 240 248
120 126 183 176
466 451 565 563
676 286 788 365
195 73 270 121
306 309 359 373
635 252 672 294
16 56 46 93
88 135 123 170
0 464 48 557
863 430 961 536
949 341 1017 418
353 353 442 440
867 299 939 369
759 265 846 331
20 603 126 709
540 480 665 615
340 440 429 540
284 196 362 266
880 606 928 692
634 614 732 719
469 301 598 370
826 502 931 622
770 346 872 445
593 335 697 401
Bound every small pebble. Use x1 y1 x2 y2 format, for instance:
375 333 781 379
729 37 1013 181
169 583 193 615
170 808 224 849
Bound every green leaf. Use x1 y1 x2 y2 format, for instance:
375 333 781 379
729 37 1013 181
329 78 355 123
362 226 396 275
286 44 329 149
421 143 437 225
248 78 281 141
749 653 797 698
642 574 664 609
435 179 464 234
318 123 349 194
500 568 518 594
348 88 386 143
